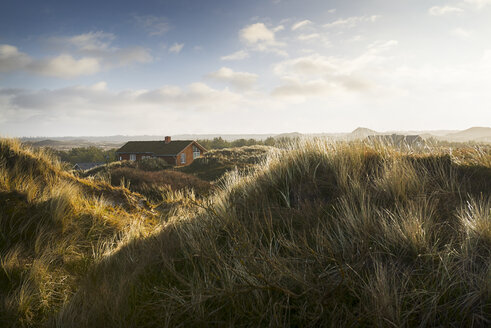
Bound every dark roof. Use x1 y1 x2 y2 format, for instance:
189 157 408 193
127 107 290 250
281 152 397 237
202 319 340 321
116 140 195 156
74 162 105 171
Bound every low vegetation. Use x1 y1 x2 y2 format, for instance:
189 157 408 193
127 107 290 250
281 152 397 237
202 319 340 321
197 137 276 150
1 138 490 327
110 168 211 202
50 146 117 165
179 145 272 181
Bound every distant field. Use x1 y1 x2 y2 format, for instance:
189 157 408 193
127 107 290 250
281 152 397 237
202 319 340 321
0 138 490 327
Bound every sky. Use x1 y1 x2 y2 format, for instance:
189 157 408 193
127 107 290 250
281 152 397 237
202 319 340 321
0 0 490 137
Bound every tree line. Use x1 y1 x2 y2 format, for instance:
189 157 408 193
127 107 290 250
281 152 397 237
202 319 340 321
51 137 294 164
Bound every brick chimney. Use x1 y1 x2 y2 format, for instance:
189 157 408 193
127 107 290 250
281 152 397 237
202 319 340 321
164 136 171 144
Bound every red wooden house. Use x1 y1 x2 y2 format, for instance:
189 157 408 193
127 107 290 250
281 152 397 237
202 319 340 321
115 136 207 166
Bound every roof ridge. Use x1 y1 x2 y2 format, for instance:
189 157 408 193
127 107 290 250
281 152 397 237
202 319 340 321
115 140 196 155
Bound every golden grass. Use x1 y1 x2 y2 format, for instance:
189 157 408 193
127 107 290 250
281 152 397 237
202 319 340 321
53 139 490 327
1 138 490 327
0 139 159 326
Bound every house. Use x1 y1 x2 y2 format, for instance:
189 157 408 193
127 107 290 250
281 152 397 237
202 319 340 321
115 136 207 166
73 162 105 171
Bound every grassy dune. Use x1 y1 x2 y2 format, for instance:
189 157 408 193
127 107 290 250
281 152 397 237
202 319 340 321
0 139 160 326
1 138 490 327
179 145 271 181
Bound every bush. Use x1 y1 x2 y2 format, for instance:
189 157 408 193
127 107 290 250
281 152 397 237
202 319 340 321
110 167 211 201
52 146 117 165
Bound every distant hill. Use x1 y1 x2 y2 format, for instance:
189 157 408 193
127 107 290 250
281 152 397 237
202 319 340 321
30 139 64 147
349 127 379 140
274 132 303 139
444 127 491 142
18 127 491 147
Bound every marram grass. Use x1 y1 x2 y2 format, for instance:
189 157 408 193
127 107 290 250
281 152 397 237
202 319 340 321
1 138 490 327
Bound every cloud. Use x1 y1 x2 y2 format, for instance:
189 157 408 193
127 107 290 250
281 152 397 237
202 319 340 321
169 43 184 54
0 44 102 78
63 31 115 51
464 0 491 9
51 32 153 66
1 82 242 119
221 50 249 61
0 44 31 72
272 40 398 98
291 20 312 31
271 78 332 98
428 6 463 15
239 22 287 56
27 55 100 78
240 23 276 44
1 32 152 78
206 67 258 90
106 47 152 66
0 82 247 136
137 82 242 109
297 33 321 41
452 27 472 39
134 15 171 36
324 15 380 29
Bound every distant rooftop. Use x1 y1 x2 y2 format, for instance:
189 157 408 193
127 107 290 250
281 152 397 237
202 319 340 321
116 140 200 156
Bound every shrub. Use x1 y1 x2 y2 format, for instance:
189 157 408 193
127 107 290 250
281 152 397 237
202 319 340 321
110 167 211 201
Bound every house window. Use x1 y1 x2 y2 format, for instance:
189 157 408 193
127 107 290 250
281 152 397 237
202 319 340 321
180 153 186 164
119 156 122 161
130 154 136 161
193 145 200 159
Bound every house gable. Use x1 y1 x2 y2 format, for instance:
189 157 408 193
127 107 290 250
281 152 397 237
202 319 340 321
175 141 207 166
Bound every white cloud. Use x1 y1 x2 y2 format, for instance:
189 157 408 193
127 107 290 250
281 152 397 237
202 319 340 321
206 67 258 90
239 22 287 56
27 54 100 78
272 78 332 98
324 15 380 29
1 83 242 119
452 27 472 39
291 20 312 31
221 50 250 61
0 44 102 78
137 82 241 109
297 33 321 41
272 40 398 98
428 6 463 15
464 0 491 9
240 23 276 44
0 82 247 136
0 44 31 72
50 32 153 68
134 15 171 36
169 43 184 54
0 33 152 78
63 31 115 51
273 25 285 32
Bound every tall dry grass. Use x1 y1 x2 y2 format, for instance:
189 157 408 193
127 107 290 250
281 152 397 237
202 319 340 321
54 139 490 327
0 139 159 327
